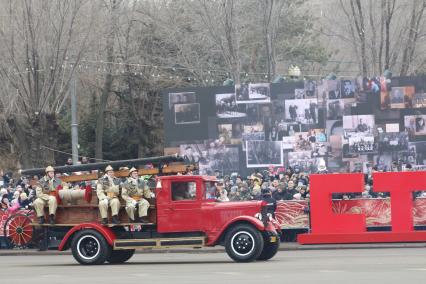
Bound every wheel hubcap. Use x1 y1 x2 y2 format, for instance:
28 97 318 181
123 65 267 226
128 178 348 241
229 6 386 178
77 235 100 260
231 231 255 256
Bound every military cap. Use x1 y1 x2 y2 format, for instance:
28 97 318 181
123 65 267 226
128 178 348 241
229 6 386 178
105 165 114 172
45 166 55 173
129 167 138 175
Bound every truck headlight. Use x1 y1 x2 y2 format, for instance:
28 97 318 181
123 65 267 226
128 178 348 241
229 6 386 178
254 213 262 220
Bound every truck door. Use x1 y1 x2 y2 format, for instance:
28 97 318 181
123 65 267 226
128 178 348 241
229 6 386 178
157 179 201 233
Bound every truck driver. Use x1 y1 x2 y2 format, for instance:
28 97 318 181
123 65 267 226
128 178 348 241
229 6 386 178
121 167 151 223
97 165 121 225
34 166 60 224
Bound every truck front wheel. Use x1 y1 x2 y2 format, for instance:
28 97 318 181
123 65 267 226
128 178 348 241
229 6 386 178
257 238 280 261
225 224 264 262
107 249 135 264
71 229 111 265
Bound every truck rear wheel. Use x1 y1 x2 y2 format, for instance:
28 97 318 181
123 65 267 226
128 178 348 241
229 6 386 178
71 229 111 265
257 238 280 261
225 224 264 262
107 249 135 264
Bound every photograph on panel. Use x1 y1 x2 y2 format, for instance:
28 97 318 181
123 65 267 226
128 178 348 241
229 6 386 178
216 93 247 119
304 80 317 97
174 103 200 124
285 98 318 125
343 115 376 154
340 79 356 99
169 92 196 110
405 115 426 137
326 79 340 99
236 83 271 104
246 140 283 168
381 86 415 109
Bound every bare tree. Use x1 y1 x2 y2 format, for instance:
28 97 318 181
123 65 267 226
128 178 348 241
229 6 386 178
0 0 94 168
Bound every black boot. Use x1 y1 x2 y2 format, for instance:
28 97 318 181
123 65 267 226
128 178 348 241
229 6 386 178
101 218 108 225
38 216 45 224
49 214 55 225
112 215 120 224
140 216 150 223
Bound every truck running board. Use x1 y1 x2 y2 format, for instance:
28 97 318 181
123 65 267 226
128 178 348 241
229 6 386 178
114 237 206 250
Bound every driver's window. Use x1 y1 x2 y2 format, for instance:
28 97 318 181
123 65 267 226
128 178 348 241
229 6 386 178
205 182 217 200
171 181 197 201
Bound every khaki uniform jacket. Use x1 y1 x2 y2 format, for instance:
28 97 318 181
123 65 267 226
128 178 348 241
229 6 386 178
36 176 66 201
96 175 120 201
121 178 151 202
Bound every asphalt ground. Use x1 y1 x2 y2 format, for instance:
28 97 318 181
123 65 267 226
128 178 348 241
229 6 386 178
1 247 426 284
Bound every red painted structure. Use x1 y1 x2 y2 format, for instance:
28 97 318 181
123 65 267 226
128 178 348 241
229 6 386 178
298 172 426 244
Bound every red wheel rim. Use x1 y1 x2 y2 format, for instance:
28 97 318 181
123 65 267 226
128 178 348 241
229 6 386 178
7 215 32 246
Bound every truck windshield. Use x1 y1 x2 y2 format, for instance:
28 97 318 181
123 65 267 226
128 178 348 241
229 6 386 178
205 182 216 200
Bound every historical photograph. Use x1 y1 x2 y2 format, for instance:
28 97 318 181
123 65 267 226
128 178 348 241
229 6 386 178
327 99 355 120
174 103 200 124
218 124 233 144
405 115 426 136
311 142 328 157
246 140 283 167
378 132 409 153
340 79 356 98
169 92 196 109
343 115 375 133
293 132 313 151
413 93 426 108
381 86 415 109
304 80 317 97
287 151 323 173
285 99 318 125
248 83 271 102
282 136 295 150
327 79 340 99
295 88 305 99
408 142 426 165
236 83 270 103
347 134 377 154
180 141 239 175
327 99 344 120
216 93 247 118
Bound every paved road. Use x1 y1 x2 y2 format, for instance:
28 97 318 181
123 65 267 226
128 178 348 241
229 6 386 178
1 248 426 284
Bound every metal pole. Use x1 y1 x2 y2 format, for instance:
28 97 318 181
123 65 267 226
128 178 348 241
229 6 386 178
70 73 79 165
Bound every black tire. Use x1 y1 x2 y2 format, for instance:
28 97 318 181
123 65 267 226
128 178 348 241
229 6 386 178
107 249 135 264
225 224 264 262
257 238 280 261
71 229 111 265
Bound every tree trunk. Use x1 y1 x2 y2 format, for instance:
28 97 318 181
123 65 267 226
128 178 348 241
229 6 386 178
7 114 58 169
95 0 117 161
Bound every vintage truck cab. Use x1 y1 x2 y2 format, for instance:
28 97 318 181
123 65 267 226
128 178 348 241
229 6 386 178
59 175 281 264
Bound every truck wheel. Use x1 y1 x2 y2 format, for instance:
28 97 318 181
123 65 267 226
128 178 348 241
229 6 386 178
257 238 280 261
107 249 135 264
225 224 264 262
71 229 111 265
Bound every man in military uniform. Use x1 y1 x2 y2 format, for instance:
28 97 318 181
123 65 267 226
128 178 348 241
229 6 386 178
97 165 121 225
34 166 60 224
121 168 151 223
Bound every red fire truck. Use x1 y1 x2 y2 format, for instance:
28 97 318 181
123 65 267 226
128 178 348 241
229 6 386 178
4 156 281 264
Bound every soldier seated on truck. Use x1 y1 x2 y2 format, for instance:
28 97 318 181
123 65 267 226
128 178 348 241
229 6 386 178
96 165 121 225
121 167 151 223
34 166 62 224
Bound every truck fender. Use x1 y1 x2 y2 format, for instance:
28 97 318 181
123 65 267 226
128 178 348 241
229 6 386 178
207 216 265 246
58 223 116 251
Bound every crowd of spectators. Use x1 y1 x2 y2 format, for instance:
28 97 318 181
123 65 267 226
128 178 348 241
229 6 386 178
1 157 426 213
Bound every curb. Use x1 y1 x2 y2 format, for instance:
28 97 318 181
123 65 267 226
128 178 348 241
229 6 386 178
1 243 425 256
